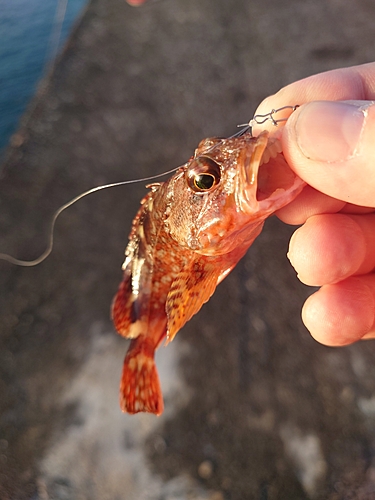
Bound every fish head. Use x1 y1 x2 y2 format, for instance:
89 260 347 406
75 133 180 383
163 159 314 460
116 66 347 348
164 130 305 255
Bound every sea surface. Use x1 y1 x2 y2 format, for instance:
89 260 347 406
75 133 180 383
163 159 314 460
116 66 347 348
0 0 88 155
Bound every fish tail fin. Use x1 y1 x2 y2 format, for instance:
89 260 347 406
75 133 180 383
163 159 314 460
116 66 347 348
120 336 164 415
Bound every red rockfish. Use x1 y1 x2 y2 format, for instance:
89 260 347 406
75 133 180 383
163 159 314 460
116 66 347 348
112 130 305 415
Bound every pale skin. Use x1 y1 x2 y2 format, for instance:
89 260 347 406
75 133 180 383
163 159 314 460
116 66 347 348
253 62 375 346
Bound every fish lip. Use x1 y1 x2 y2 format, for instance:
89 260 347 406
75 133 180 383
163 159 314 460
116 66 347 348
236 131 268 214
237 131 305 215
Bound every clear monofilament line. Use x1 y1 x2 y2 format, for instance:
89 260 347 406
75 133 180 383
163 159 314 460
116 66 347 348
0 105 300 267
0 167 180 267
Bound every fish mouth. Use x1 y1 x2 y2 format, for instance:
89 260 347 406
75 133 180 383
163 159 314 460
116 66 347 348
239 131 305 214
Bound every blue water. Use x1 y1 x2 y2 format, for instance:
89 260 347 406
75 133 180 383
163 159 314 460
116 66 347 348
0 0 87 153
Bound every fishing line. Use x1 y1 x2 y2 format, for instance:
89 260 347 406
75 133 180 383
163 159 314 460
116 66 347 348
45 0 68 72
0 166 180 267
0 105 299 268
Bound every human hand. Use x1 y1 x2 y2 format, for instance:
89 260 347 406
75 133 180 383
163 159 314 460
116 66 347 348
254 63 375 346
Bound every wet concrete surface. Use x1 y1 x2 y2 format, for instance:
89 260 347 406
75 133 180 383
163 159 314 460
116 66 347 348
1 0 375 498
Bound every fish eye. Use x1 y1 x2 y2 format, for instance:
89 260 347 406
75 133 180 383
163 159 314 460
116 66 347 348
186 157 221 193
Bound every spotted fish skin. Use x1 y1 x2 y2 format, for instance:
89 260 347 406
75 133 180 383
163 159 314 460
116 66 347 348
112 130 305 415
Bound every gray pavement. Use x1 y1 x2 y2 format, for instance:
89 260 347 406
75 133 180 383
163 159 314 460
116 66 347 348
1 0 375 498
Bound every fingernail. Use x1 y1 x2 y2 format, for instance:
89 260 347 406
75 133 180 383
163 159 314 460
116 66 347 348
295 101 366 162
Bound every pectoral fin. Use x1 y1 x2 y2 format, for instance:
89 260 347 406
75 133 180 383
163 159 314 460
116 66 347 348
165 260 220 343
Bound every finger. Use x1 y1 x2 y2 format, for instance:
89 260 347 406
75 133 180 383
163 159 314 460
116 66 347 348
339 204 375 215
253 62 375 135
282 100 375 207
302 275 375 346
276 185 345 225
361 329 375 340
287 214 375 286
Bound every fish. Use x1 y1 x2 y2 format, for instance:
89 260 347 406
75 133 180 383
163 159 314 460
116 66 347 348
111 130 305 415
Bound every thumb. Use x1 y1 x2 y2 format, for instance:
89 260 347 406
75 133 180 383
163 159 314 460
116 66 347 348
282 100 375 208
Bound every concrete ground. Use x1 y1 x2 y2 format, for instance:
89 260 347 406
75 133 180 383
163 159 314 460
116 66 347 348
1 0 375 498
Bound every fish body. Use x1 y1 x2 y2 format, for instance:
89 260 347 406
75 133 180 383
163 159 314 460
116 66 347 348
112 130 305 415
